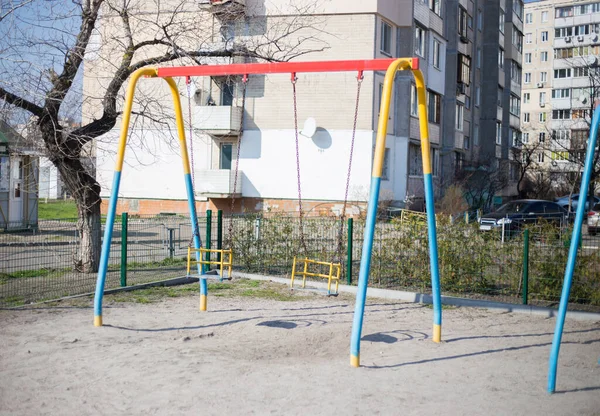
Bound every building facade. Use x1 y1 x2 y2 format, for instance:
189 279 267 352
521 0 600 194
86 0 521 216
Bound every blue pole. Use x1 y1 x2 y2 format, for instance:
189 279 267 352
424 173 442 341
547 107 600 393
93 173 122 326
184 174 206 310
350 176 381 367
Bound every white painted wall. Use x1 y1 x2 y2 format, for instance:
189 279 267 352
38 158 61 199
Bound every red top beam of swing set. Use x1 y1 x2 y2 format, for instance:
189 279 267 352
157 58 419 78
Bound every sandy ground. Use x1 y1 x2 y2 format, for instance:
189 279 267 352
1 289 599 416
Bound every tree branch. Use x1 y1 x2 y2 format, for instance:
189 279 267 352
0 86 43 117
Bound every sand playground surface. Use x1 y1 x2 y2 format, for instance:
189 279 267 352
1 281 599 416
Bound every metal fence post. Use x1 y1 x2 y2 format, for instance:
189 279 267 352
205 210 212 272
522 229 530 305
347 217 353 285
167 228 175 259
120 212 128 287
217 209 223 263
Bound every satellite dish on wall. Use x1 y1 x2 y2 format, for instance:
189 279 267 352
301 117 317 138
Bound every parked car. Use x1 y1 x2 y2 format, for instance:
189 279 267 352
479 199 569 232
555 194 600 212
587 203 600 235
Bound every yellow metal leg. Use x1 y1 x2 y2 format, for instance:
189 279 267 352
351 354 360 367
200 294 207 311
433 324 442 343
94 316 102 327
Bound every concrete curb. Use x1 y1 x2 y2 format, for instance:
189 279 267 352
233 272 600 322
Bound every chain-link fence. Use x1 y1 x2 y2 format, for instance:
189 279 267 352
1 212 599 311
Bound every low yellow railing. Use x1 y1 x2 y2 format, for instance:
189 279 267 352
291 257 341 296
187 247 233 280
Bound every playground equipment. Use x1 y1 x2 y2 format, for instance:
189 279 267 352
186 247 233 281
289 70 362 291
92 59 443 369
547 107 600 394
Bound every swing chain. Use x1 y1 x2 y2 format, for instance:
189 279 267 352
227 74 249 248
334 72 363 264
292 73 308 256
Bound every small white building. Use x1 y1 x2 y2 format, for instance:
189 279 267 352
0 121 39 229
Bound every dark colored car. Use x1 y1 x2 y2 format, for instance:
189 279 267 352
479 199 569 231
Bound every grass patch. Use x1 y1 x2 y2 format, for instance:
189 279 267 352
38 200 78 220
0 268 70 284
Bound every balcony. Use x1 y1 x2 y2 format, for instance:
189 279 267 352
195 169 242 198
194 105 243 135
198 0 246 17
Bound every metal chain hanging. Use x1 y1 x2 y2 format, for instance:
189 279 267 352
226 75 249 248
292 73 308 256
186 76 201 248
333 72 363 265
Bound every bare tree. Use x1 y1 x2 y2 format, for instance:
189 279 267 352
0 0 328 272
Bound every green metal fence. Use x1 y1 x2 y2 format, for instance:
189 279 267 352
1 212 599 311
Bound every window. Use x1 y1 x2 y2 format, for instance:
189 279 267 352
464 136 470 150
552 130 570 141
433 38 441 69
515 0 524 20
525 13 532 24
524 73 531 83
540 72 547 82
511 62 522 84
541 11 548 22
409 144 423 176
551 88 570 98
477 10 483 31
499 9 505 33
415 26 426 57
555 27 573 38
465 95 471 109
410 84 418 116
431 148 440 176
458 54 471 85
459 7 469 39
523 112 530 123
523 132 529 144
556 7 573 18
525 53 531 64
523 93 530 104
430 0 441 15
428 91 441 124
539 92 546 105
552 109 571 120
573 109 590 119
382 148 390 180
496 122 502 145
220 143 233 169
541 31 548 42
525 33 532 44
539 112 547 122
475 86 481 106
455 151 464 172
510 95 521 116
456 103 464 130
381 20 392 54
537 152 545 163
539 132 546 142
541 51 548 62
474 125 479 145
221 79 234 105
476 48 481 68
554 68 572 79
498 86 504 107
513 28 523 52
498 48 504 68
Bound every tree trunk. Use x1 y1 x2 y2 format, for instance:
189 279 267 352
76 198 102 273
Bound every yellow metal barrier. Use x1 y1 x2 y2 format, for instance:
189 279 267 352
290 257 341 296
187 247 233 280
399 209 428 225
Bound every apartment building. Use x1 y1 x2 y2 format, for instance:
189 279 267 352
521 0 600 193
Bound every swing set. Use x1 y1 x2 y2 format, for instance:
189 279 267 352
92 57 443 371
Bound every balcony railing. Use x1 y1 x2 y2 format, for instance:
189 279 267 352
195 169 242 198
194 106 243 134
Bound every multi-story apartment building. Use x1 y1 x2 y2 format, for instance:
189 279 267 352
521 0 600 194
86 0 521 216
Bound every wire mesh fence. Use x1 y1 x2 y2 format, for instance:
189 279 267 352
1 212 599 311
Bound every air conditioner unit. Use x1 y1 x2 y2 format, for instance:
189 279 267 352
565 36 572 43
540 102 545 107
578 35 585 42
537 82 544 88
